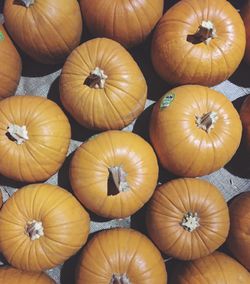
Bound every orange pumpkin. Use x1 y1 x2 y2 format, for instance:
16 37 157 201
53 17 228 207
0 267 55 283
241 0 250 64
79 0 164 48
0 24 22 99
0 95 71 182
0 183 90 272
76 228 167 284
170 251 250 283
3 0 82 64
149 85 242 177
59 37 147 130
227 191 250 270
151 0 246 86
70 130 159 219
146 178 229 260
240 95 250 152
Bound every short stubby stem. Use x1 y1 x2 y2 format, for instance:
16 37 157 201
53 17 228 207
187 20 216 44
84 67 108 89
19 0 35 7
108 166 129 196
26 220 44 240
195 111 218 133
6 124 29 144
110 273 131 284
181 212 200 232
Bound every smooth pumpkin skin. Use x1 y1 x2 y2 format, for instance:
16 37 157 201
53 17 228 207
60 37 147 130
3 0 82 64
0 267 55 283
170 251 250 284
241 0 250 64
70 130 159 219
227 191 250 270
0 184 90 272
146 178 229 260
0 24 22 99
151 0 246 86
0 95 71 182
149 85 242 177
240 95 250 152
76 228 167 284
79 0 164 48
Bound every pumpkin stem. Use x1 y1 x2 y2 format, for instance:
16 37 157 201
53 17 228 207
84 67 108 89
195 111 218 133
18 0 35 7
108 166 129 195
110 273 131 284
26 220 44 240
6 124 29 144
187 20 216 44
181 212 200 232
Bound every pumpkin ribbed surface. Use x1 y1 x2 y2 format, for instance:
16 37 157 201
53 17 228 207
0 184 90 271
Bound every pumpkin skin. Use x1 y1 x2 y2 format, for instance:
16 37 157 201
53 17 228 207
241 0 250 64
170 251 250 284
151 0 246 86
70 130 159 219
79 0 164 48
0 267 55 283
146 178 229 260
0 24 22 99
60 37 147 130
3 0 82 64
0 183 90 272
76 228 167 284
240 95 250 152
0 95 71 182
227 191 250 270
149 85 242 177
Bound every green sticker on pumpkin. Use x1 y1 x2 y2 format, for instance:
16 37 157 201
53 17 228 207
160 93 175 109
0 32 4 41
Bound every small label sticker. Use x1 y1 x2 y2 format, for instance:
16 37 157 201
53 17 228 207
0 32 4 41
160 92 175 109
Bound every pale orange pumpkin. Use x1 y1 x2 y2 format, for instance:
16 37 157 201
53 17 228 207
0 24 22 99
79 0 164 48
3 0 82 64
59 37 147 130
170 251 250 283
151 0 246 86
76 228 167 284
0 95 71 182
0 183 90 272
70 130 159 219
0 267 55 283
149 85 242 177
146 178 229 260
227 191 250 270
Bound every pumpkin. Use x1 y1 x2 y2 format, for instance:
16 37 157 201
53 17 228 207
79 0 164 48
76 228 167 284
0 95 71 182
149 85 242 177
241 0 250 64
3 0 82 64
226 191 250 270
240 95 250 152
0 266 55 283
70 130 159 219
146 178 229 260
60 37 147 130
0 24 22 99
170 251 250 283
151 0 246 86
0 183 90 272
